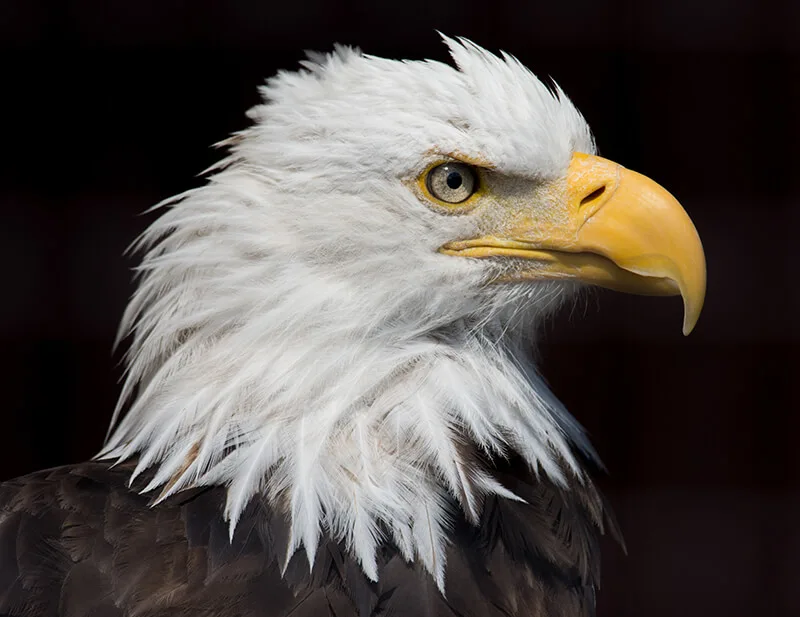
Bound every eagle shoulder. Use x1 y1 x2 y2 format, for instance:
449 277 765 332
0 456 619 617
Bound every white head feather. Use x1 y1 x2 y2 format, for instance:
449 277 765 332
99 36 598 589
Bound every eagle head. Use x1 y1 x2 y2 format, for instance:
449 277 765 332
99 36 706 587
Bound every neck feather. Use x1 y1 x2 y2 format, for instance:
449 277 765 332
99 178 594 589
101 320 590 589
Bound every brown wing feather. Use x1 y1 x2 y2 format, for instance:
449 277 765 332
0 451 619 617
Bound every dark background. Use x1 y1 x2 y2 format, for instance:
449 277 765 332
1 1 797 616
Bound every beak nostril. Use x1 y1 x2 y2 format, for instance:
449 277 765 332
580 185 606 208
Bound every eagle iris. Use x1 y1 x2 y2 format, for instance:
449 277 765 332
426 162 477 204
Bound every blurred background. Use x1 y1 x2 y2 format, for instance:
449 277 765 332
1 1 797 616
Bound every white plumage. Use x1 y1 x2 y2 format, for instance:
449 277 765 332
99 36 604 589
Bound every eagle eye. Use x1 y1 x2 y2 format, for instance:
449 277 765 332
425 163 477 204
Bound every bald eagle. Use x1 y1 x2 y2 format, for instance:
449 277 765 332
0 37 705 616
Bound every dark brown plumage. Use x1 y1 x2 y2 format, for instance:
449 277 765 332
0 452 620 617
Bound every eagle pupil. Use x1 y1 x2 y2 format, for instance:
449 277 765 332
446 171 463 189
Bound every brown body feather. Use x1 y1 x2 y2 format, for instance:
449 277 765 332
0 453 620 617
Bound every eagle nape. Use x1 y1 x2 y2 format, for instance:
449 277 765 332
1 35 706 617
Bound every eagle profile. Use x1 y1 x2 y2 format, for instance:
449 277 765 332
0 37 705 616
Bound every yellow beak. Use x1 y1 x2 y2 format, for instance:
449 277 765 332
440 153 706 335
